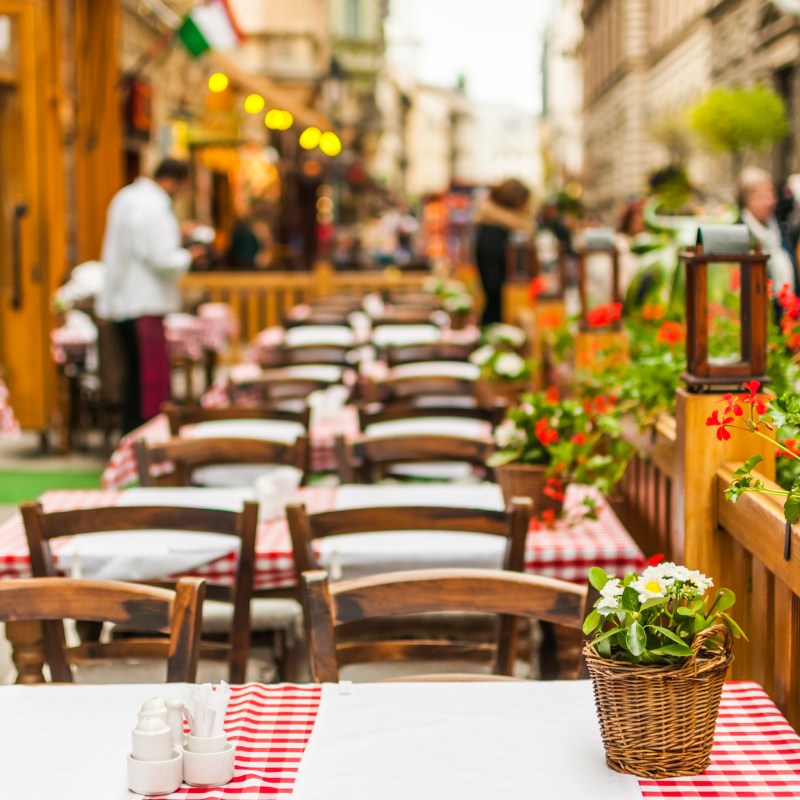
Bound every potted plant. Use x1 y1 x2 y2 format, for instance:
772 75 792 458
582 558 744 778
442 291 474 330
470 345 534 406
488 388 630 521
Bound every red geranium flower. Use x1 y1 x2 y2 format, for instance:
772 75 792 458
721 393 744 417
586 302 623 329
541 508 558 527
641 303 666 321
706 409 734 441
740 381 769 416
543 477 566 502
656 321 685 345
528 277 547 303
571 432 587 445
545 386 559 404
646 553 664 567
534 418 559 446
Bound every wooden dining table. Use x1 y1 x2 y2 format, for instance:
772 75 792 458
0 679 795 799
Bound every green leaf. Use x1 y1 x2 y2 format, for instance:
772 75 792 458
785 491 800 525
675 606 695 617
640 596 670 611
693 614 708 633
588 567 608 592
732 454 763 478
591 627 621 647
596 635 612 658
650 643 694 657
626 622 647 656
712 589 736 614
721 613 748 640
620 586 639 612
582 610 601 635
650 625 690 649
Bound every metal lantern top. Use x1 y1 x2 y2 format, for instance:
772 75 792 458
576 227 620 330
680 224 769 392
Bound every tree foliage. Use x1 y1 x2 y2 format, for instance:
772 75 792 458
689 85 789 157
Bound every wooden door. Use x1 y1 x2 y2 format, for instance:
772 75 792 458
0 2 48 430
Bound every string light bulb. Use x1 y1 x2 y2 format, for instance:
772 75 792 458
244 94 265 114
208 72 229 93
299 126 322 150
319 131 342 157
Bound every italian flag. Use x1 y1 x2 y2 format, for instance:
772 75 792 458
177 0 244 57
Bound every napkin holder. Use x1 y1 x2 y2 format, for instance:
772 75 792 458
128 705 183 795
182 734 236 787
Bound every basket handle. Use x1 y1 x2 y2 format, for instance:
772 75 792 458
687 622 733 673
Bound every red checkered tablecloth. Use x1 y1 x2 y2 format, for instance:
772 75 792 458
101 405 360 489
0 484 643 590
149 681 800 798
0 379 20 438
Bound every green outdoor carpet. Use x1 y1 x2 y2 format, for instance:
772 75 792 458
0 469 103 503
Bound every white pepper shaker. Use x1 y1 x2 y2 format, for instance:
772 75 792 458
165 699 185 748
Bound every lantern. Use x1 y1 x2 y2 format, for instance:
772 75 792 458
576 228 620 330
680 225 768 391
505 235 567 299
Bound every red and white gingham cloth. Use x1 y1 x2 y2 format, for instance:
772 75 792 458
166 308 237 362
150 681 800 798
0 485 643 590
100 405 360 489
50 326 93 365
0 379 20 438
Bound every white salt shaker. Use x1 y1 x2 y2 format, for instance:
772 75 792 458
128 715 183 795
165 699 185 748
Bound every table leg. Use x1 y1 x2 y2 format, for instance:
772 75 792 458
6 620 45 684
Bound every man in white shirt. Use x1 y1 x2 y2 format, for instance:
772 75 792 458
98 159 200 432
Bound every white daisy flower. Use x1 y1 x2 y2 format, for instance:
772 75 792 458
631 573 666 603
597 578 624 614
494 419 521 449
494 353 526 378
469 345 495 366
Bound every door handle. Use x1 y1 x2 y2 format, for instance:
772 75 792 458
11 202 28 310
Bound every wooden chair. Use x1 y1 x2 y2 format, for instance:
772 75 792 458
358 399 506 430
373 308 437 325
302 568 589 681
335 432 495 484
228 370 345 405
382 373 477 401
275 344 353 368
386 343 475 366
134 435 310 487
289 501 532 679
0 576 205 683
21 502 258 683
163 402 310 435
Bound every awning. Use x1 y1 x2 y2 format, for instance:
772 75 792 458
207 51 330 132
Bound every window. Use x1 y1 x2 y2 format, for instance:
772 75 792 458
345 0 360 38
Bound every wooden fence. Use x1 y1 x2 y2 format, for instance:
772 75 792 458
181 263 432 344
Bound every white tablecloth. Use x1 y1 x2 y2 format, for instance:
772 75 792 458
372 324 440 348
389 361 480 380
293 682 641 800
285 326 355 347
364 416 489 440
183 419 305 444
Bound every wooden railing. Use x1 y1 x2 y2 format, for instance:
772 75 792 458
180 263 431 344
615 415 677 561
714 467 800 729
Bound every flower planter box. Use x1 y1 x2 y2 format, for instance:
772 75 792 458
494 462 564 517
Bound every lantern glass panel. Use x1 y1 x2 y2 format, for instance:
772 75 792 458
584 250 614 310
535 231 561 295
707 261 742 366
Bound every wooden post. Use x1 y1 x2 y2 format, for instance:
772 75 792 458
5 620 46 684
674 388 776 571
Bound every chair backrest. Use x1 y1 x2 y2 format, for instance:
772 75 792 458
383 373 476 401
0 576 206 683
163 402 310 436
135 436 309 486
334 432 495 483
229 372 342 403
373 308 436 325
286 499 532 578
21 502 258 683
386 343 475 366
358 400 506 430
276 344 353 367
302 568 589 682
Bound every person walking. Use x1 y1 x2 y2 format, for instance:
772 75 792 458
474 179 533 325
97 159 200 433
738 167 799 303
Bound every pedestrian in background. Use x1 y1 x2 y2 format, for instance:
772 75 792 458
474 178 533 325
738 167 799 303
97 158 201 433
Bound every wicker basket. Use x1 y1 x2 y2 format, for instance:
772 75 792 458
493 462 564 517
584 624 733 778
474 379 527 408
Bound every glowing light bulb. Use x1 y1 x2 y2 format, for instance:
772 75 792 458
244 94 265 114
319 131 342 157
299 126 322 150
208 72 229 93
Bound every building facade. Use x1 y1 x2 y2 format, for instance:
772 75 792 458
581 0 800 215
